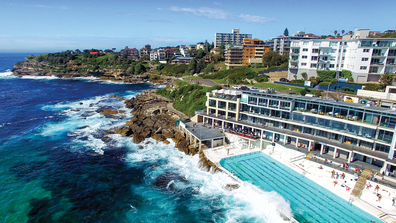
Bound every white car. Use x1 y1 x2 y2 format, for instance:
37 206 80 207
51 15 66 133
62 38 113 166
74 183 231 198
232 85 240 90
250 87 258 90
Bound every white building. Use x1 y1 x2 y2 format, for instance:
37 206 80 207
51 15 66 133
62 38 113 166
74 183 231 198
214 29 252 48
288 29 396 82
266 31 319 55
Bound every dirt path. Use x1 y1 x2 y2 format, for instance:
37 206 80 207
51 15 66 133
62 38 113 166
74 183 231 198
147 89 189 119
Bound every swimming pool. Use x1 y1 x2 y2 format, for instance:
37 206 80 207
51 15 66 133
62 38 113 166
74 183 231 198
220 152 378 223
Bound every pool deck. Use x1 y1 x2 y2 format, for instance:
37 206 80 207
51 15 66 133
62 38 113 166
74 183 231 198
204 144 396 223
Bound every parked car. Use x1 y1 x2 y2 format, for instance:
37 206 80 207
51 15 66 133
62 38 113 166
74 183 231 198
250 87 258 90
279 78 289 82
240 86 250 90
223 84 230 88
232 85 240 90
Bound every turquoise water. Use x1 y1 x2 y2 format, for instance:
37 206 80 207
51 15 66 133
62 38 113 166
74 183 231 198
220 152 379 223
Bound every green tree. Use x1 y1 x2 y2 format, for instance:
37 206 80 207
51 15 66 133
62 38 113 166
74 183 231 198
134 63 146 75
334 30 338 37
219 44 225 56
262 51 288 67
300 88 307 96
379 72 396 86
188 59 197 74
301 72 308 80
196 49 206 59
284 28 289 36
196 58 206 73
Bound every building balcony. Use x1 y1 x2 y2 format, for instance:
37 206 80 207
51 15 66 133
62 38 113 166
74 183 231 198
290 59 299 64
200 112 394 163
372 53 386 57
289 66 298 69
371 63 385 66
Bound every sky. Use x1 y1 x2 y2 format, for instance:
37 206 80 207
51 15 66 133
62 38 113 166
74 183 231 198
1 0 395 53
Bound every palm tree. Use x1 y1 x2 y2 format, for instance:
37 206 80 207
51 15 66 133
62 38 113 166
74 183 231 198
341 30 345 35
334 30 338 37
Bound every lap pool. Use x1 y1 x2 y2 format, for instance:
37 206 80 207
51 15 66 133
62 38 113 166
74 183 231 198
220 151 378 223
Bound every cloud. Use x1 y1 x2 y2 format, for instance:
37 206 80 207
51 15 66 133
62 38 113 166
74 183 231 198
146 19 172 23
214 2 221 5
157 7 163 10
7 3 68 10
238 14 276 24
169 6 229 19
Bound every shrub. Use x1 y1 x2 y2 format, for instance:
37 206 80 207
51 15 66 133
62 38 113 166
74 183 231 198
300 88 307 96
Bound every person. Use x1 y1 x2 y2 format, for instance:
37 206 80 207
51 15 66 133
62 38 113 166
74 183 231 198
325 159 328 164
341 173 345 179
392 197 395 206
227 149 229 155
336 172 339 179
318 165 323 169
333 181 338 187
331 170 335 178
375 185 380 192
366 182 372 189
377 194 382 202
344 163 348 171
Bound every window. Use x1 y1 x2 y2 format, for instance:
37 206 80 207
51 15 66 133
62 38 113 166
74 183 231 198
301 63 307 66
312 49 319 53
343 49 347 52
360 66 367 70
342 57 345 60
310 64 317 68
303 41 309 45
311 56 318 60
363 49 370 52
362 58 368 61
302 55 307 59
302 48 308 52
329 64 335 68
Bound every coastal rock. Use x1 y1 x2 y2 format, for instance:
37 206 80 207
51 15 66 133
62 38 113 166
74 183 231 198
161 129 174 138
177 139 190 154
152 134 165 142
110 95 125 101
225 184 240 191
116 126 132 137
138 146 144 149
100 108 119 115
132 133 145 144
174 131 185 143
163 140 170 144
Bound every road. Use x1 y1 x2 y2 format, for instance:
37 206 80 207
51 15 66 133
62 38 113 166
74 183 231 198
186 78 219 87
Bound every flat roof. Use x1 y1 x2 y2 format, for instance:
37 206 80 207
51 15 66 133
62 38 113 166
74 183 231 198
184 122 224 141
242 90 396 116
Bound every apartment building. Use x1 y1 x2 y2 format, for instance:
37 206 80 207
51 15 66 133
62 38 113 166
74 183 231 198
198 89 396 175
288 29 396 82
214 29 252 48
241 38 269 66
224 45 243 69
267 31 319 55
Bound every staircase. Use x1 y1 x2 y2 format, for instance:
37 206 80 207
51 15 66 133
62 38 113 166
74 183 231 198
351 169 371 198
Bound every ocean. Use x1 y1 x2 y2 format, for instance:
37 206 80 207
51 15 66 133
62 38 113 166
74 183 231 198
0 53 291 222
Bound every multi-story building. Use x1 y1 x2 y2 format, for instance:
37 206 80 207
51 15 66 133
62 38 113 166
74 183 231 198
225 45 243 69
214 29 252 48
267 31 318 55
120 46 139 59
198 89 396 175
180 45 190 57
149 48 166 61
145 44 151 54
288 29 396 82
139 48 149 58
241 38 269 66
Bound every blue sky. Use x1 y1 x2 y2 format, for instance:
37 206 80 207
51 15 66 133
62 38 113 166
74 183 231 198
1 0 395 53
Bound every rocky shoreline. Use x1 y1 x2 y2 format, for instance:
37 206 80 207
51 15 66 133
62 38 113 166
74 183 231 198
12 56 173 85
112 90 221 173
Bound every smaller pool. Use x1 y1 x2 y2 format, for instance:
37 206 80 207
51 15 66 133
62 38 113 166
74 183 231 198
220 152 378 223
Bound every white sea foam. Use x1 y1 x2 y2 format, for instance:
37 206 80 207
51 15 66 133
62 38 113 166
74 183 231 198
20 75 59 79
0 71 16 79
109 135 292 222
39 92 136 152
